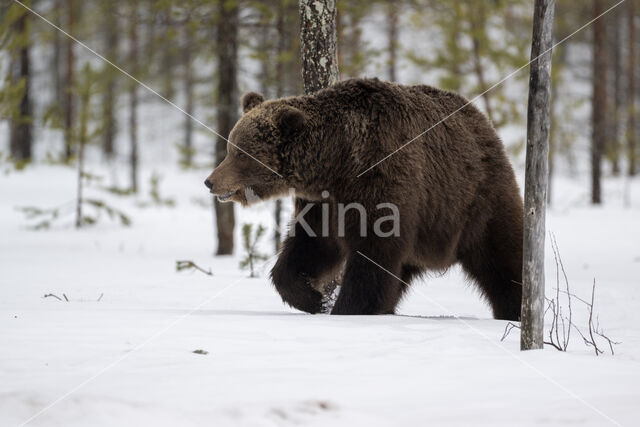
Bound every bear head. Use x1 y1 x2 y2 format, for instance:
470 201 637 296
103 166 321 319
204 92 307 206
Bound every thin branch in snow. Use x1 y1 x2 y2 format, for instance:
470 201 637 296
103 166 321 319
176 260 213 276
502 234 618 355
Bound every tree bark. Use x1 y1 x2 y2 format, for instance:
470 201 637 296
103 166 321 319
274 1 286 253
299 0 339 93
547 56 559 205
183 22 195 167
213 0 239 255
102 0 119 159
628 0 637 177
387 0 398 82
63 0 75 161
609 7 623 176
591 0 607 204
273 0 302 253
521 0 555 351
469 4 494 123
75 78 90 229
52 0 63 110
129 2 139 193
9 8 32 162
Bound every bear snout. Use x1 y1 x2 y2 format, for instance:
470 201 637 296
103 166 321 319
204 179 213 189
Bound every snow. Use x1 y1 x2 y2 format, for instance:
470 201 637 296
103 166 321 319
1 165 640 427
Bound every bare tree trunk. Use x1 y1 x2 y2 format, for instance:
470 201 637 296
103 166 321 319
272 0 302 253
75 85 90 229
299 0 339 93
387 0 398 82
183 22 195 167
129 2 139 193
52 0 63 109
548 62 558 205
9 8 32 162
102 0 119 159
521 0 555 351
628 0 637 177
63 0 75 161
469 5 494 123
159 8 175 99
592 0 607 204
213 0 239 255
609 7 623 176
274 1 286 253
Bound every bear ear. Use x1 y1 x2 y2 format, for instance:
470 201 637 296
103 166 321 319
274 106 307 138
241 92 265 113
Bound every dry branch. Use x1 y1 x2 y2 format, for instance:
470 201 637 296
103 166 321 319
176 260 213 276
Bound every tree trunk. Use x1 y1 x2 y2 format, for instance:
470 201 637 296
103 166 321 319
161 10 175 100
213 0 239 255
469 6 494 124
387 0 398 82
521 0 555 351
628 0 637 177
609 7 623 176
183 22 195 168
129 2 139 193
591 0 607 204
548 56 559 205
52 0 63 110
64 0 75 161
75 83 90 229
9 8 32 162
102 1 118 159
299 0 339 93
274 2 286 253
273 0 302 253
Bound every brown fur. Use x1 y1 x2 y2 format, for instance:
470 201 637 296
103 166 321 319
205 78 523 320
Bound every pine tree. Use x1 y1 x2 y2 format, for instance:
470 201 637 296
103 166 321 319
213 0 239 255
128 0 139 193
628 0 637 177
591 0 607 204
1 2 33 163
101 0 119 160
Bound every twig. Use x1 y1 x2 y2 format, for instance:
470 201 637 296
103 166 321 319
176 260 213 276
43 293 63 301
503 234 617 355
501 321 521 341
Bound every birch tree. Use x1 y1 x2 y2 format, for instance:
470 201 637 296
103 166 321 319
299 0 339 93
521 0 555 351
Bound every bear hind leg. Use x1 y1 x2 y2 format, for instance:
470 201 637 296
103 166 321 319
459 216 523 321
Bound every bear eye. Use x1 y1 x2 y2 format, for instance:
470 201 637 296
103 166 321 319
236 151 246 159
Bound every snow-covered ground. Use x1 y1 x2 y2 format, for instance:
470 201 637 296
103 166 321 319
1 165 639 427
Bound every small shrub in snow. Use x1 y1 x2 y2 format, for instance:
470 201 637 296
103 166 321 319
502 234 619 355
240 223 269 278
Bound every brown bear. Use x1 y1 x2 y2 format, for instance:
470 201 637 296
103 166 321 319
205 78 523 320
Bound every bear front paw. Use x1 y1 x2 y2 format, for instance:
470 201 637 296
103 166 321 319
279 287 324 314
